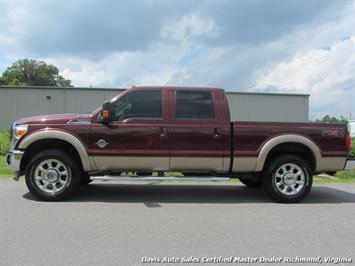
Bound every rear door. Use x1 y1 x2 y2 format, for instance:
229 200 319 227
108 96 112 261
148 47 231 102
168 89 228 172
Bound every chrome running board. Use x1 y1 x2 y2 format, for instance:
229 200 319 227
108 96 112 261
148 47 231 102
90 175 230 182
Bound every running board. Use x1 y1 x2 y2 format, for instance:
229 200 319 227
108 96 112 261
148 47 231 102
90 175 230 182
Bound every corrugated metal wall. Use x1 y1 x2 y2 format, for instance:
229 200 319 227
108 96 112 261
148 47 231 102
0 86 309 129
0 87 123 129
227 92 309 122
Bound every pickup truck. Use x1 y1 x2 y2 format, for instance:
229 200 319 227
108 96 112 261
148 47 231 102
7 86 353 202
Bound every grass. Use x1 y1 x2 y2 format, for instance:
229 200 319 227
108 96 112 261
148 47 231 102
314 170 355 184
0 155 12 178
0 155 354 183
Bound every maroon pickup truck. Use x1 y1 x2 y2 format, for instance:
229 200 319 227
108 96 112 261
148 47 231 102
7 86 352 202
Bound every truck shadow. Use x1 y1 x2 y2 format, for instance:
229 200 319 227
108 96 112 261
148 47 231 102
23 183 355 204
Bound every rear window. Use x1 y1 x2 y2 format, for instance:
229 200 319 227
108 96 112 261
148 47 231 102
176 91 215 120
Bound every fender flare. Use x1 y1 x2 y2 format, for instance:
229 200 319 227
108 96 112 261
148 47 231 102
18 129 92 171
254 134 321 171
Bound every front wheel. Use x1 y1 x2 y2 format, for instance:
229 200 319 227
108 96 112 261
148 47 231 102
263 155 312 203
25 150 82 201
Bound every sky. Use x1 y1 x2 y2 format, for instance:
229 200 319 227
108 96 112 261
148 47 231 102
0 0 354 120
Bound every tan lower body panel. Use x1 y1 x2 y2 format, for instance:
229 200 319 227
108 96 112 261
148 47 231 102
91 156 346 173
170 157 226 172
92 156 228 172
92 156 169 171
232 157 257 172
232 156 346 172
316 157 346 171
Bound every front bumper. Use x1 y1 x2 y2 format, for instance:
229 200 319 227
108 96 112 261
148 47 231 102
344 159 355 170
6 149 24 180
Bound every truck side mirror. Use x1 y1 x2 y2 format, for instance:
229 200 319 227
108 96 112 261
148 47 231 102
101 101 112 124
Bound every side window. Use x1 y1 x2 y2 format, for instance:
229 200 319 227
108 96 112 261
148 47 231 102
176 91 215 120
111 90 162 121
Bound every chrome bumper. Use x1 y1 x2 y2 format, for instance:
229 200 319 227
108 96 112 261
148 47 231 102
344 159 355 170
6 149 24 180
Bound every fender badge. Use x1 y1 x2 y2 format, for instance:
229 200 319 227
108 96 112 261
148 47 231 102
95 139 109 148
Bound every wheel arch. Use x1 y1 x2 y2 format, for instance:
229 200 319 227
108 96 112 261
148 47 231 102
18 130 92 172
255 134 321 172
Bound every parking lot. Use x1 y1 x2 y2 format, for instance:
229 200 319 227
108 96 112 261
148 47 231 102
1 180 355 266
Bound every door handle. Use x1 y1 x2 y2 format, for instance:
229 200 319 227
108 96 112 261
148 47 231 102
214 128 222 138
160 127 168 137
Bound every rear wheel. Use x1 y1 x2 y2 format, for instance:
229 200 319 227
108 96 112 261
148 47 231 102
263 155 312 203
239 177 262 188
25 150 82 201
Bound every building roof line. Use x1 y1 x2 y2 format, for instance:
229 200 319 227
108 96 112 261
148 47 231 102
0 85 310 96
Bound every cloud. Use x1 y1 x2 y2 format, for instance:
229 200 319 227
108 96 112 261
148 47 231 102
0 1 338 58
0 1 201 59
254 37 355 118
161 14 219 44
199 1 338 45
43 47 182 87
1 1 354 119
41 13 220 87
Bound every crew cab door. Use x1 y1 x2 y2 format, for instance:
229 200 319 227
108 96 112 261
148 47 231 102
168 89 229 172
89 89 169 171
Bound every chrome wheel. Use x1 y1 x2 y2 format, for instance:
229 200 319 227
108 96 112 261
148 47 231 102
33 159 71 195
273 163 305 196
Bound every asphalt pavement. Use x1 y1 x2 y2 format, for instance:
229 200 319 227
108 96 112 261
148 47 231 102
1 179 355 266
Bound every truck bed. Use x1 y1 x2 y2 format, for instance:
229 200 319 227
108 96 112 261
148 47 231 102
231 121 348 172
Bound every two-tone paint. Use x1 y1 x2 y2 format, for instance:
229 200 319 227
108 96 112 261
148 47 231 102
11 86 350 176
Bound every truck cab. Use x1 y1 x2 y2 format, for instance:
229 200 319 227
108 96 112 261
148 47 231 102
90 86 231 173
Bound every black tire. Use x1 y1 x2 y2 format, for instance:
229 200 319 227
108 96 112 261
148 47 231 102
25 149 82 201
80 173 92 186
239 177 262 188
263 154 312 203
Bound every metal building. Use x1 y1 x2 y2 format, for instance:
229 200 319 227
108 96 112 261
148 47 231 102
0 86 309 130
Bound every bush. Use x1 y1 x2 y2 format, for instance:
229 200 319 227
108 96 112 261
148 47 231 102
0 155 13 175
0 130 11 155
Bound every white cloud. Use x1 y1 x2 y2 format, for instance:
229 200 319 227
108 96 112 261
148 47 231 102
253 37 355 118
42 14 219 88
161 14 218 44
43 45 184 87
2 2 354 119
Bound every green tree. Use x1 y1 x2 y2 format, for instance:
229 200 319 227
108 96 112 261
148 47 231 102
314 115 348 124
0 59 72 87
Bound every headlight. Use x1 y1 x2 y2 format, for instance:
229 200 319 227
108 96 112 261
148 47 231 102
12 124 28 141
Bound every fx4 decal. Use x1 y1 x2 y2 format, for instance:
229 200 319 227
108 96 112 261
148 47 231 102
321 129 345 138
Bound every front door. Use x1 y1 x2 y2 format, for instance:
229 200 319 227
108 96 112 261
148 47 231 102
89 89 169 171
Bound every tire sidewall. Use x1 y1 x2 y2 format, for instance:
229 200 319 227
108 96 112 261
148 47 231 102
264 155 312 203
25 150 81 201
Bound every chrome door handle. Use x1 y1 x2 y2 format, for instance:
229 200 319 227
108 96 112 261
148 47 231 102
160 127 168 137
214 128 222 138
